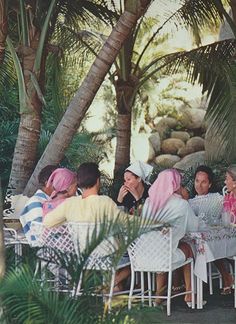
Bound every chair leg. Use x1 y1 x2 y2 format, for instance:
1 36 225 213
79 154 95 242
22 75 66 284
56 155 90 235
128 269 135 310
191 261 195 309
75 271 83 296
208 263 213 295
152 272 155 291
147 272 152 307
167 271 172 316
141 271 144 305
108 269 116 312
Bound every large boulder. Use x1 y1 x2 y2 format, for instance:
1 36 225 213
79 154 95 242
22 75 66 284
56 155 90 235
180 108 206 129
177 146 194 158
153 117 178 139
131 134 155 162
161 138 185 155
173 151 206 170
170 131 190 143
186 136 205 152
154 154 181 168
149 132 161 154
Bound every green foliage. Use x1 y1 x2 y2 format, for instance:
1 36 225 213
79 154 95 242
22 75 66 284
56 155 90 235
0 86 19 194
0 217 158 323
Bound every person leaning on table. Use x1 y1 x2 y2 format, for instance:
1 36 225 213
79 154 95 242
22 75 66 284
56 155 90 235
189 165 233 295
43 162 144 292
20 165 57 246
141 168 199 308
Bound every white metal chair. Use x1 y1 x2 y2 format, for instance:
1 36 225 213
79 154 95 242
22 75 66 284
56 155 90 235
31 223 75 292
222 185 228 196
68 222 131 311
127 227 195 316
4 227 28 267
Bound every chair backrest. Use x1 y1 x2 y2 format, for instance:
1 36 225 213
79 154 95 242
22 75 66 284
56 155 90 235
222 186 228 196
42 224 74 253
128 227 172 273
68 222 118 270
189 194 223 224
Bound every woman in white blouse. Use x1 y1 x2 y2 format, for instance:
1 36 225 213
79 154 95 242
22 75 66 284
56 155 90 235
142 169 199 307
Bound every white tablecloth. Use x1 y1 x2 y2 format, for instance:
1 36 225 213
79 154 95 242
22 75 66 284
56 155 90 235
183 226 236 282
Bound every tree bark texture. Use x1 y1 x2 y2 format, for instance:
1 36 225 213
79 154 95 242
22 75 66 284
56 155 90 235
0 0 7 63
114 113 132 174
8 32 44 194
113 75 138 174
24 0 152 196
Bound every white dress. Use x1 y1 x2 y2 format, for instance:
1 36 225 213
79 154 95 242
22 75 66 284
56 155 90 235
142 194 199 264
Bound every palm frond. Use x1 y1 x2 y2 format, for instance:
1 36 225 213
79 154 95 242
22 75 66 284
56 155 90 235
205 62 236 162
139 39 236 89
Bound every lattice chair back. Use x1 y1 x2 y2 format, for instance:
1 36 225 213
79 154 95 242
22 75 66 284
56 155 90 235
222 186 228 196
68 222 118 271
128 227 172 273
41 224 74 254
189 194 223 225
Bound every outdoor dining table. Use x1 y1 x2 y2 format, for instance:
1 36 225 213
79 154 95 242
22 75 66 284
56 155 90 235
182 225 236 309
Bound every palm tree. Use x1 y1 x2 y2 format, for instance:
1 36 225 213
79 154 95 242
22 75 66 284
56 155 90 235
24 0 153 196
2 0 114 195
24 0 236 196
0 0 7 64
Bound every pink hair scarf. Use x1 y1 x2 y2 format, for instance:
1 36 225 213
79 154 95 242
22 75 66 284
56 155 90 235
43 168 77 216
147 169 181 214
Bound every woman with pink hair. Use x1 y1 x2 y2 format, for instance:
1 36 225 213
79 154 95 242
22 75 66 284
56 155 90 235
142 169 199 307
43 168 78 216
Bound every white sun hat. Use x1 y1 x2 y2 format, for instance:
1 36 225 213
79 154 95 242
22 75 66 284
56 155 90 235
125 161 153 184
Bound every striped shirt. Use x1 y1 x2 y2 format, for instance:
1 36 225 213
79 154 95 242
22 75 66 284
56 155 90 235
20 190 49 246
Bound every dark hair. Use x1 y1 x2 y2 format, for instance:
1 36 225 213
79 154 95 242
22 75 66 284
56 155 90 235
194 165 216 193
38 165 57 187
77 162 100 189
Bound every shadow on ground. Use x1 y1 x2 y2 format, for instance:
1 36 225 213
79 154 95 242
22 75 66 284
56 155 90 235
130 284 236 323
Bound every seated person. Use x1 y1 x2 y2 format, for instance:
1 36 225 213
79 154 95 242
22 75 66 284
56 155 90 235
189 165 223 226
20 165 57 246
223 165 236 223
142 169 199 307
43 167 77 216
189 165 233 295
116 161 153 214
44 162 140 291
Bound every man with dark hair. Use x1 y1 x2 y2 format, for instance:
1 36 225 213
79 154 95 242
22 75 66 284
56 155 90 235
44 162 127 226
77 162 101 191
44 162 135 292
20 165 57 246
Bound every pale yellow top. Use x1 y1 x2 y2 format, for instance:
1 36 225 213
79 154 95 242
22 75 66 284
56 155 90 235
43 195 130 228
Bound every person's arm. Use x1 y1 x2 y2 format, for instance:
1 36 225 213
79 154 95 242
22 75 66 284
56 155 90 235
43 201 67 227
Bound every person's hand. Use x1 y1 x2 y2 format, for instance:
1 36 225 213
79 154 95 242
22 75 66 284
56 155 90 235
117 185 129 203
125 184 139 201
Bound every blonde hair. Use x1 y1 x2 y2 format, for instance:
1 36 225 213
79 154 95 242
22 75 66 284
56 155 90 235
227 165 236 181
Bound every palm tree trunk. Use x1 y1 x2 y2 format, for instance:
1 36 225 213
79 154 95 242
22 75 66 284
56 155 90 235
0 0 7 63
114 113 132 174
24 0 152 196
0 178 5 279
8 36 44 195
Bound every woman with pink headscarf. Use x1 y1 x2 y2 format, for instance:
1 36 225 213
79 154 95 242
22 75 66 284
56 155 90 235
142 169 199 307
43 168 78 216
